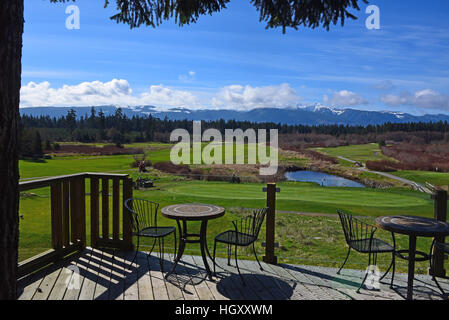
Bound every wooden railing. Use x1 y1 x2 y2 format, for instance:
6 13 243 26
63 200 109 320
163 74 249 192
18 173 133 278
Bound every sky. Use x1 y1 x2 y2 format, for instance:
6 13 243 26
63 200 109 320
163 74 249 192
20 0 449 115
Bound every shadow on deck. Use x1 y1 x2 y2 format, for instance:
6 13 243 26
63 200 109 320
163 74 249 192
17 247 449 300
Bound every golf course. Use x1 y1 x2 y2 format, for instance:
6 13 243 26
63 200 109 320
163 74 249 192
18 141 447 275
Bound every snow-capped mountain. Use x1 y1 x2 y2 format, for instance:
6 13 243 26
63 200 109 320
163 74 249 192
19 105 449 126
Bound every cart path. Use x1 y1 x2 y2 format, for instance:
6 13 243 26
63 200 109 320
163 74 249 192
337 156 432 193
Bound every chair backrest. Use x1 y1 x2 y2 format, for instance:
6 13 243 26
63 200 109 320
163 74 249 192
124 198 160 233
233 207 268 240
337 210 376 244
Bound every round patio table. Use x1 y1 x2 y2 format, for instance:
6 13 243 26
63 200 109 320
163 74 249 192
376 215 449 300
161 203 225 280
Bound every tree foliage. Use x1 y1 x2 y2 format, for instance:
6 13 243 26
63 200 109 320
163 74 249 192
51 0 368 32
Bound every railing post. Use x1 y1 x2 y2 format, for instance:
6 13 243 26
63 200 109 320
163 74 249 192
122 177 134 251
263 183 278 265
102 178 110 239
70 176 86 249
112 178 120 241
50 182 63 253
79 176 86 249
430 189 448 277
90 177 100 248
62 180 70 248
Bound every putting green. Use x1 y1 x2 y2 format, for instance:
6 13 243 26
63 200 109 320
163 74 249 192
166 181 429 208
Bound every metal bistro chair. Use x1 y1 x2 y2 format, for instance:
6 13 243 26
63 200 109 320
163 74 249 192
125 198 177 271
430 240 449 296
337 210 396 292
213 208 268 286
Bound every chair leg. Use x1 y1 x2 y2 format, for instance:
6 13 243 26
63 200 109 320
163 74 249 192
213 240 218 276
173 231 177 262
380 251 395 282
148 238 157 256
357 252 371 293
253 243 263 271
429 240 446 295
227 244 231 266
390 253 396 288
337 247 351 275
235 244 245 286
161 237 165 271
157 238 163 272
129 235 140 270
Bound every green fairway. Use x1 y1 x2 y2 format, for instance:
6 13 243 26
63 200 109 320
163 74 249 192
19 142 277 180
161 180 431 216
394 170 449 187
19 145 172 180
315 143 391 164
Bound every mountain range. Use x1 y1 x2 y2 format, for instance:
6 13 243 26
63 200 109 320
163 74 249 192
19 105 449 127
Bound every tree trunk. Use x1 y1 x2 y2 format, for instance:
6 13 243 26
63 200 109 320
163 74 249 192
0 0 23 300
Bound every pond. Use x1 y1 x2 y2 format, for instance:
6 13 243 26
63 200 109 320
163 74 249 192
285 170 366 188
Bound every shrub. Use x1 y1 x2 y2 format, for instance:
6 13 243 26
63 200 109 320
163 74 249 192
153 162 191 175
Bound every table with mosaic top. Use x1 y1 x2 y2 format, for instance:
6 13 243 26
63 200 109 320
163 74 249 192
161 203 225 280
376 215 449 300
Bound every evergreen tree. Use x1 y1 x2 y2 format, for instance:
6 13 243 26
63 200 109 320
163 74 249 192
33 131 43 157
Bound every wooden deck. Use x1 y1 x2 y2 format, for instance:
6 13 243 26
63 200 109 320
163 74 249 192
17 248 449 300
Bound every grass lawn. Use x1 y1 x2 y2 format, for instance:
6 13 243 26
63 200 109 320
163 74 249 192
19 174 436 274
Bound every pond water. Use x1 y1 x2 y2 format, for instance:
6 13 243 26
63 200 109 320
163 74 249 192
285 170 366 188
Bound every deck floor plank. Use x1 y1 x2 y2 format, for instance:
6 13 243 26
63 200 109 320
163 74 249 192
94 250 116 300
47 260 76 300
32 263 63 300
136 252 155 300
78 249 103 300
106 250 127 300
239 258 290 300
63 252 92 300
210 256 257 300
259 261 317 300
147 253 170 300
17 266 49 301
188 255 228 300
171 256 201 300
123 251 140 300
17 248 449 301
181 255 216 300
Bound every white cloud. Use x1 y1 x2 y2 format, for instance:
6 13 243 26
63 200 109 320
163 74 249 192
381 89 449 110
140 85 201 108
20 79 202 109
211 83 301 110
323 90 368 107
178 70 196 83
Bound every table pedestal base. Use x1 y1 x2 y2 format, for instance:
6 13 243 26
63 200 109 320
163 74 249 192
165 219 214 281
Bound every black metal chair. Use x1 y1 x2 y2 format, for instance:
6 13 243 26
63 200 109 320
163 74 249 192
212 207 268 286
124 198 177 271
337 210 396 292
430 240 449 296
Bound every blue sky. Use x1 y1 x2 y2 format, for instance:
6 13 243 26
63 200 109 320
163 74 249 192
21 0 449 115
